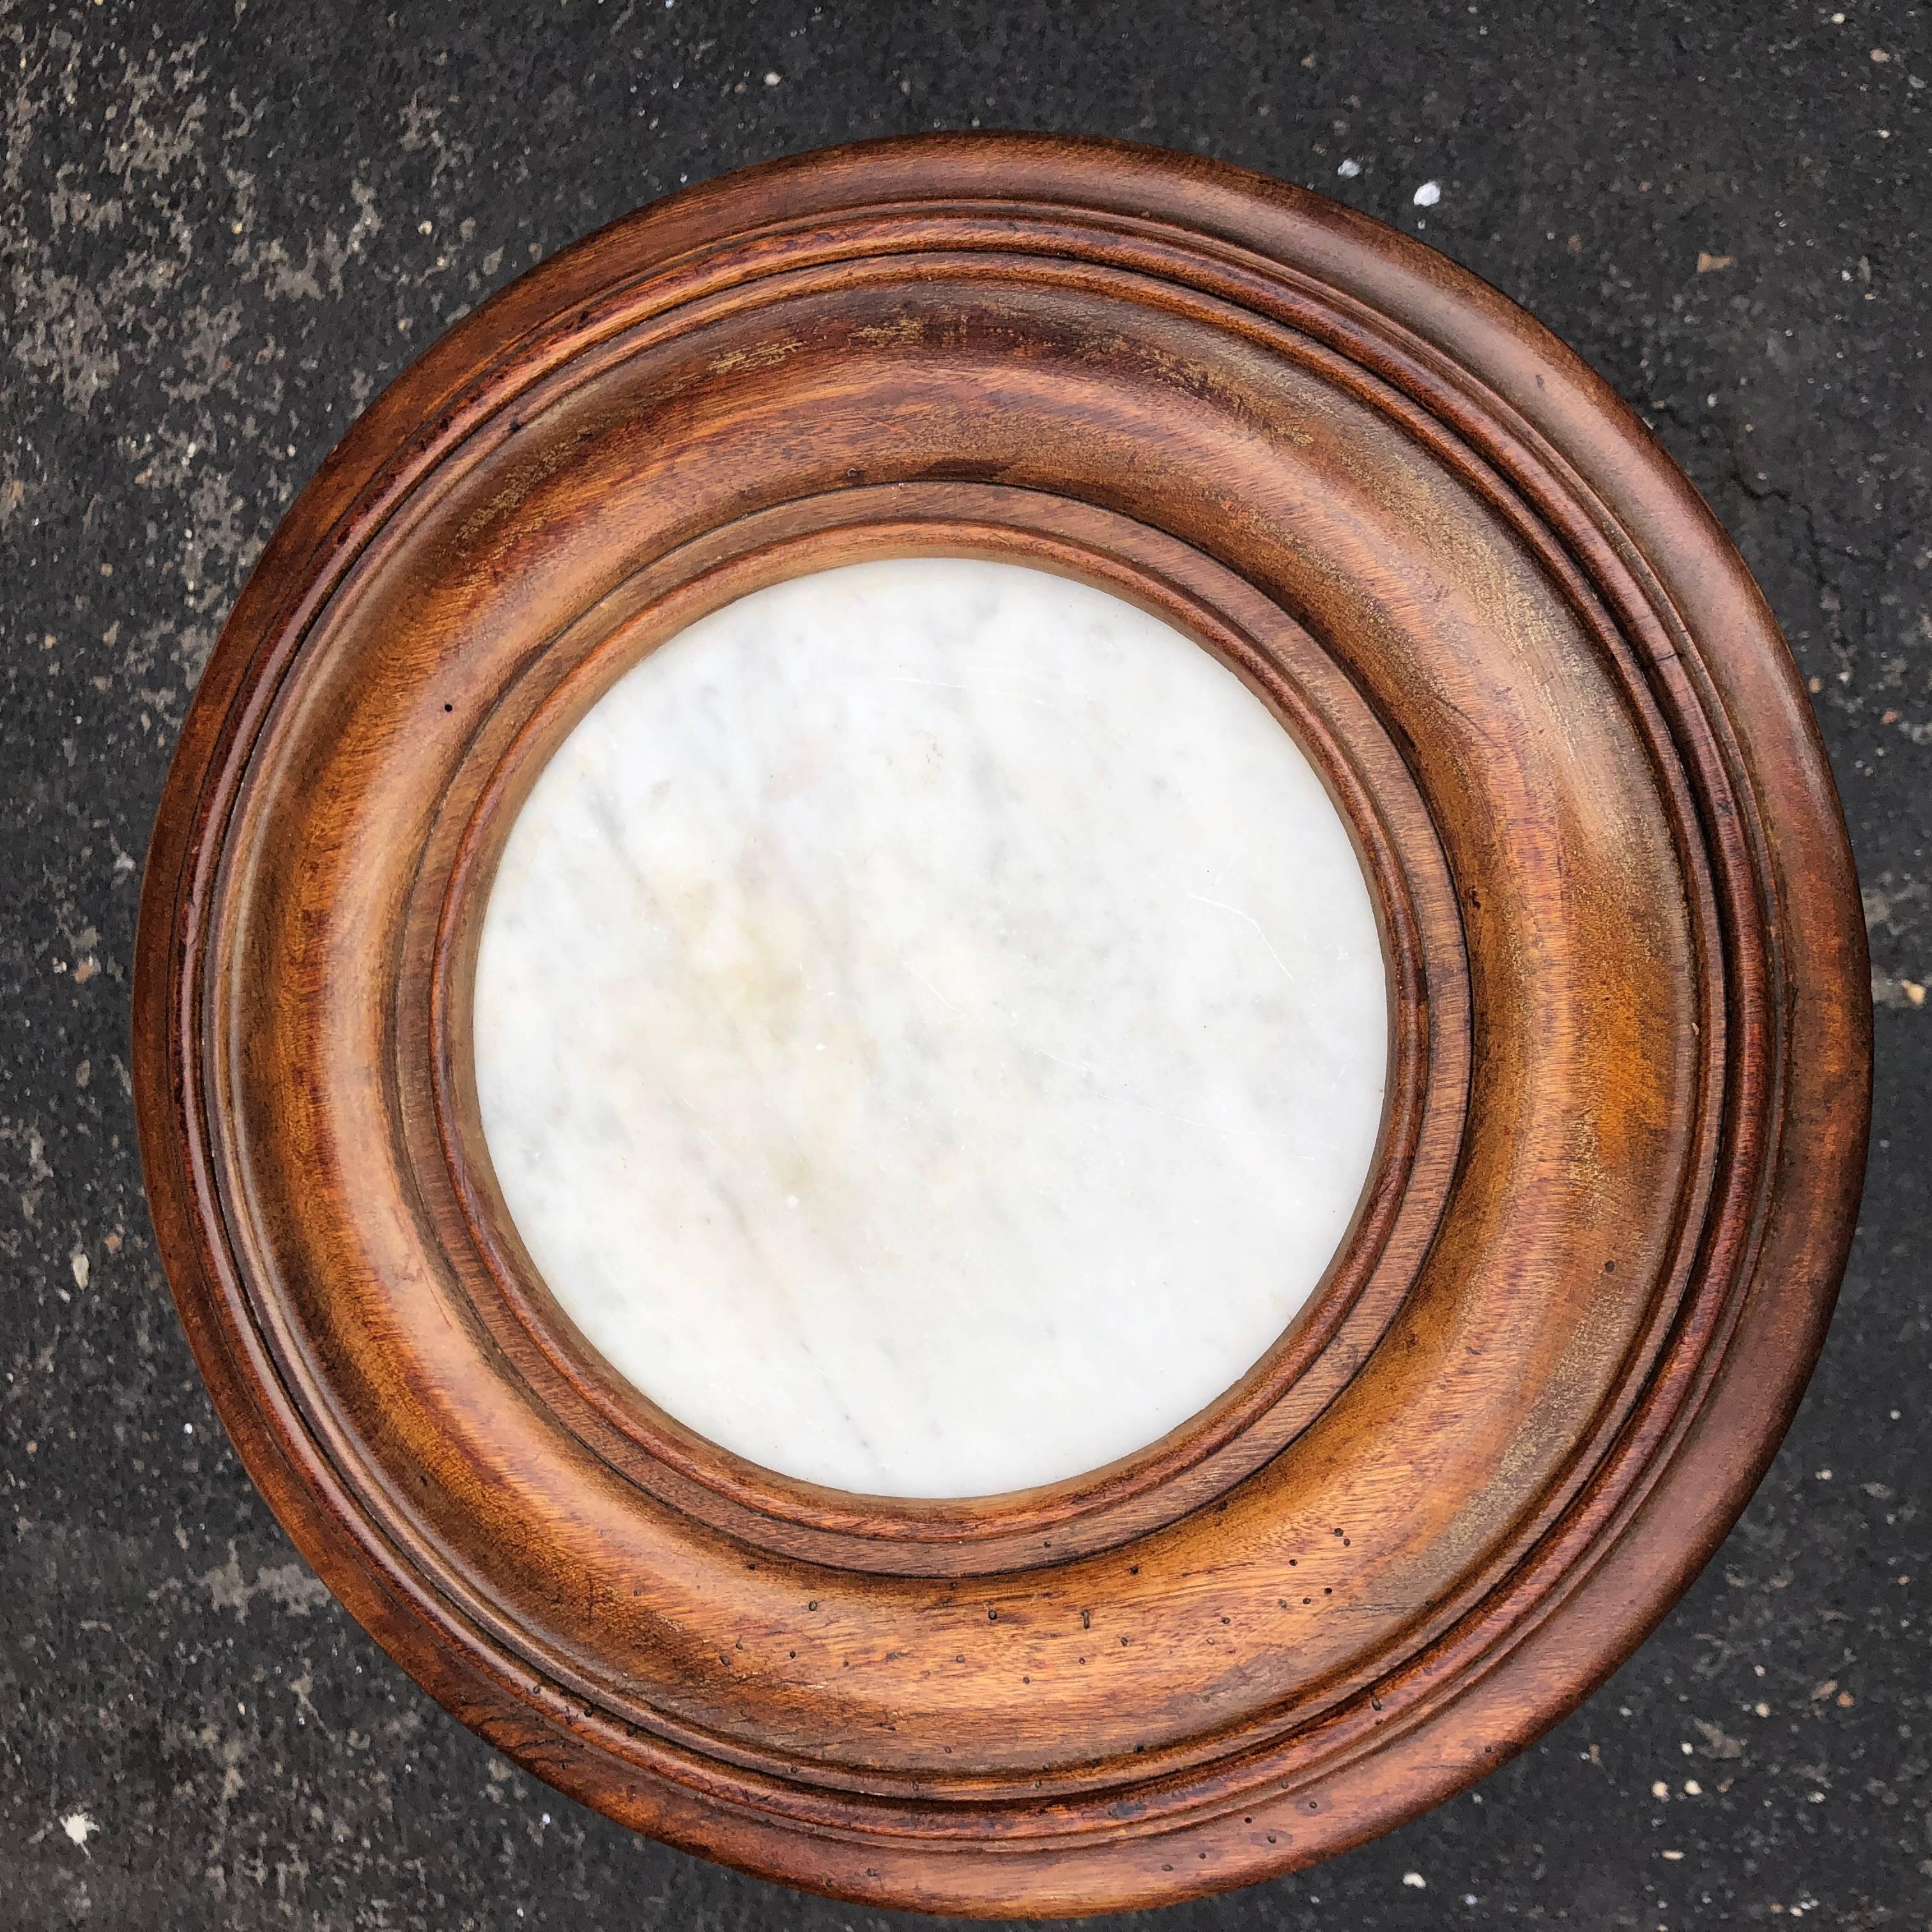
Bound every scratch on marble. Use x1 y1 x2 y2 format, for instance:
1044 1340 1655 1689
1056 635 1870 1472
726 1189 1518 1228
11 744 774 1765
898 954 969 1019
1186 892 1303 986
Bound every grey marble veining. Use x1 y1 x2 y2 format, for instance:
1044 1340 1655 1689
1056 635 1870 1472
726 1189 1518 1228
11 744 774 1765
473 558 1387 1499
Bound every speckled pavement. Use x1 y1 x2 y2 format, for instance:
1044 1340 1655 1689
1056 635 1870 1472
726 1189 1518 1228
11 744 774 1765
3 3 1928 1926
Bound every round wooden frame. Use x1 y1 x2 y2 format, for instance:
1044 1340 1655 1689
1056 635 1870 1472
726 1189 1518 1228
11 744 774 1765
134 134 1869 1916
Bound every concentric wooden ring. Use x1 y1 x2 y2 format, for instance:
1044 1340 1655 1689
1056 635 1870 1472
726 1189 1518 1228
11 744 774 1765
426 492 1467 1575
134 134 1869 1916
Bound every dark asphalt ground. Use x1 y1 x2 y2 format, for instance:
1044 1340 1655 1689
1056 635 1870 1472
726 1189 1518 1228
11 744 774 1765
3 2 1929 1926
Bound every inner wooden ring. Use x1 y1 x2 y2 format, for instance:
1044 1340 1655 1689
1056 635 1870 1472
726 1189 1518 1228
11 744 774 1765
421 489 1470 1575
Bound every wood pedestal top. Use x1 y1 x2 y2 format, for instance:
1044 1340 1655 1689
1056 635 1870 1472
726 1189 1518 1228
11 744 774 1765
133 134 1869 1916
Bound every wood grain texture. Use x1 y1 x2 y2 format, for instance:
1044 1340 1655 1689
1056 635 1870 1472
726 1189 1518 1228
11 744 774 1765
132 134 1870 1916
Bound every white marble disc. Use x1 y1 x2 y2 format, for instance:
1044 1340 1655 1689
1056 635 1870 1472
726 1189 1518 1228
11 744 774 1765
472 558 1388 1500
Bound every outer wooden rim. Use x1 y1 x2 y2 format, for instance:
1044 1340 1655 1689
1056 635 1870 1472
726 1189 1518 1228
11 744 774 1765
132 134 1869 1916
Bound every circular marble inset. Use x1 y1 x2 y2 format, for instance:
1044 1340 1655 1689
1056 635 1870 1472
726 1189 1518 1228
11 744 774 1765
472 557 1388 1498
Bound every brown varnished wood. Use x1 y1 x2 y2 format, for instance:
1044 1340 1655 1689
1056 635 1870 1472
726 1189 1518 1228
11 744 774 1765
132 134 1870 1915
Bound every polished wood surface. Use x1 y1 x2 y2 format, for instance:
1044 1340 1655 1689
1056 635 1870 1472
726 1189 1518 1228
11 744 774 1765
132 134 1870 1915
